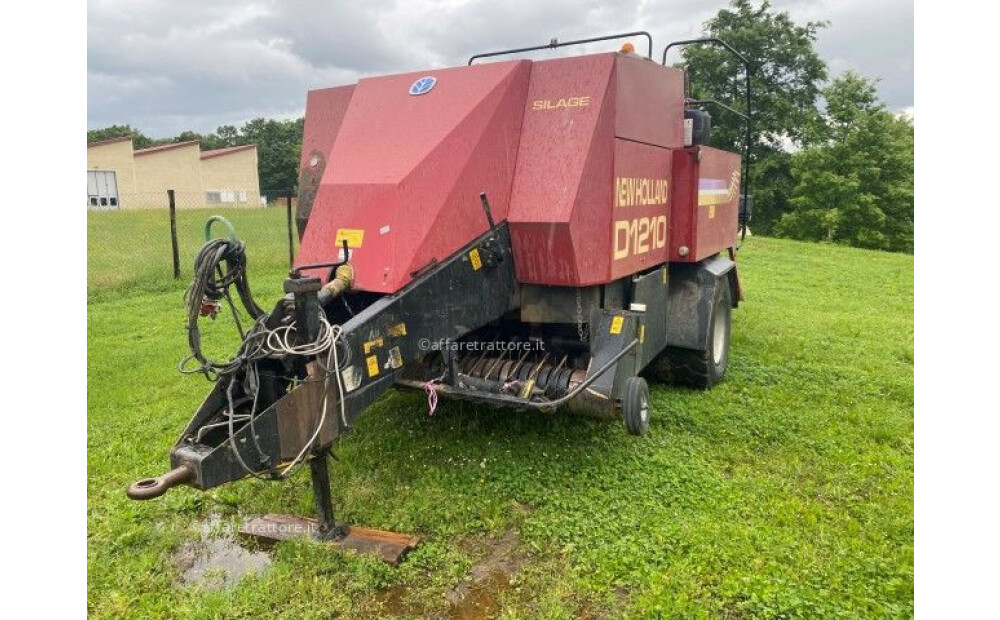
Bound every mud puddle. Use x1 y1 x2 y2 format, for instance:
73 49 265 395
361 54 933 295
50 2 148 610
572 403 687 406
374 530 523 618
173 513 272 590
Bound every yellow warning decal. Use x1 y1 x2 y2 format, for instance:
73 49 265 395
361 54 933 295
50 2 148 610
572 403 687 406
639 324 645 344
387 322 407 337
520 378 536 399
335 228 365 248
469 248 482 270
609 316 624 335
708 204 716 219
365 355 379 377
363 337 384 354
661 267 667 284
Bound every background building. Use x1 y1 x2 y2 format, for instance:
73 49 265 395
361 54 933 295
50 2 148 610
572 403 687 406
200 145 261 206
86 137 136 209
87 138 261 209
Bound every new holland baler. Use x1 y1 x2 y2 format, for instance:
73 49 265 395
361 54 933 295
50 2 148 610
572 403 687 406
129 33 753 555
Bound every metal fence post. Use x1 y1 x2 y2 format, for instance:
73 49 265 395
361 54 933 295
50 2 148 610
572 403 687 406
286 192 295 268
168 189 180 279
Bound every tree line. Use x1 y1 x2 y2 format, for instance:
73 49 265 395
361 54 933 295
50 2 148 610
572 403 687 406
88 0 913 253
681 0 913 253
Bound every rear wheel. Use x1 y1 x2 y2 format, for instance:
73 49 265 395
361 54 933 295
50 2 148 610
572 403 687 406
622 376 650 436
655 279 732 389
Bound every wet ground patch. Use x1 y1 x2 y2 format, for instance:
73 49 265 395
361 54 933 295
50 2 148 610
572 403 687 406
173 514 272 590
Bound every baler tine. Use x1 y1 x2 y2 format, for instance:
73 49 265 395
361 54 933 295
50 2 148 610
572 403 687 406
128 32 753 563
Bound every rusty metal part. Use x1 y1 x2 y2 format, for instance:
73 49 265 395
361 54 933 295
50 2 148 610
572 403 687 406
508 348 532 380
296 149 326 240
399 339 639 413
240 514 419 565
483 348 508 381
275 374 341 460
458 352 575 396
127 464 195 500
318 264 355 304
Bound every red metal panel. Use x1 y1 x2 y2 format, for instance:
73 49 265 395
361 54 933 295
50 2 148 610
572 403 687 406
614 55 685 148
299 86 355 172
508 54 616 285
296 61 530 292
609 139 671 280
693 148 741 261
296 50 738 289
668 147 742 262
509 53 687 286
668 149 698 261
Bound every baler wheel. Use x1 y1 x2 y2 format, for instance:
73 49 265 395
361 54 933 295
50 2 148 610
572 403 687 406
661 279 732 389
622 376 650 436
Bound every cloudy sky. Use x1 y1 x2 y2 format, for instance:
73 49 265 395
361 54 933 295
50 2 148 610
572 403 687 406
87 0 913 137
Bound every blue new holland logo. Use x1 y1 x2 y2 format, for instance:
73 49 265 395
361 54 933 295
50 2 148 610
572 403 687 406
409 76 436 96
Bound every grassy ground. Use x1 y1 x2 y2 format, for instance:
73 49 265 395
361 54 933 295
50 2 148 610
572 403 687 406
87 207 293 298
87 210 913 618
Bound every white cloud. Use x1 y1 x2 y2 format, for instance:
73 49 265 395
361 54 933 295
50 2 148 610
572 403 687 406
87 0 914 136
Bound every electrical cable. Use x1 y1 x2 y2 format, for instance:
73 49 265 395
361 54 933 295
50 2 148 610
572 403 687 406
224 314 346 481
178 223 348 482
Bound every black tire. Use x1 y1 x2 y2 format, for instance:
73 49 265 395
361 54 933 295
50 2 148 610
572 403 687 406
622 376 650 436
657 279 732 389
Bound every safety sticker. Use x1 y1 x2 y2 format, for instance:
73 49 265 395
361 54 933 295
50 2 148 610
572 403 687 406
387 322 407 337
365 355 379 377
340 366 361 392
363 337 384 354
388 346 403 369
609 316 624 335
519 378 536 399
335 228 365 248
639 324 645 344
469 248 482 270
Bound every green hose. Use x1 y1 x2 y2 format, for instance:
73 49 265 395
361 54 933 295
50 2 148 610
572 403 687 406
204 215 239 244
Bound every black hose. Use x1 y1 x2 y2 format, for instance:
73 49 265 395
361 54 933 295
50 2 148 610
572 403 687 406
180 238 266 379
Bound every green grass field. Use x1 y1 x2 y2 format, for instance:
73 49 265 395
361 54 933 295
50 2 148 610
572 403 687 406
87 210 914 618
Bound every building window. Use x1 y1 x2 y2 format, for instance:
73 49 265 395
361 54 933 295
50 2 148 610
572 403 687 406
206 190 239 204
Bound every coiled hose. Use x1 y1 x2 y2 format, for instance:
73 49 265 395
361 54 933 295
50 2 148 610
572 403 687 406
180 217 266 379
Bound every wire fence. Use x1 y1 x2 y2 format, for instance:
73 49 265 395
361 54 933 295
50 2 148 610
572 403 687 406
87 189 298 296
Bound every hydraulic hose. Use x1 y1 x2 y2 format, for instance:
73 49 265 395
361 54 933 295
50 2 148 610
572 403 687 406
180 217 266 379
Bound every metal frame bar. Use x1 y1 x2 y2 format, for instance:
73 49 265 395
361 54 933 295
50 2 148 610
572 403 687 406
686 98 748 121
663 37 753 208
469 31 653 65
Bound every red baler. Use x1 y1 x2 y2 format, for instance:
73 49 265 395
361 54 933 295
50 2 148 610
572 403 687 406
129 33 753 555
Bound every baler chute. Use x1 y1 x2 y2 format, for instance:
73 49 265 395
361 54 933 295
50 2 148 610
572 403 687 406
128 33 753 561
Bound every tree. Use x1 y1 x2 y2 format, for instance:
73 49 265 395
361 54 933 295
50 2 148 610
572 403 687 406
680 0 829 233
776 73 914 252
172 130 206 145
213 125 241 148
238 117 304 192
87 124 155 149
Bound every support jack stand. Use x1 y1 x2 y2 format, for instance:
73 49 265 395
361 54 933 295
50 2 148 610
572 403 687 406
240 451 419 565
